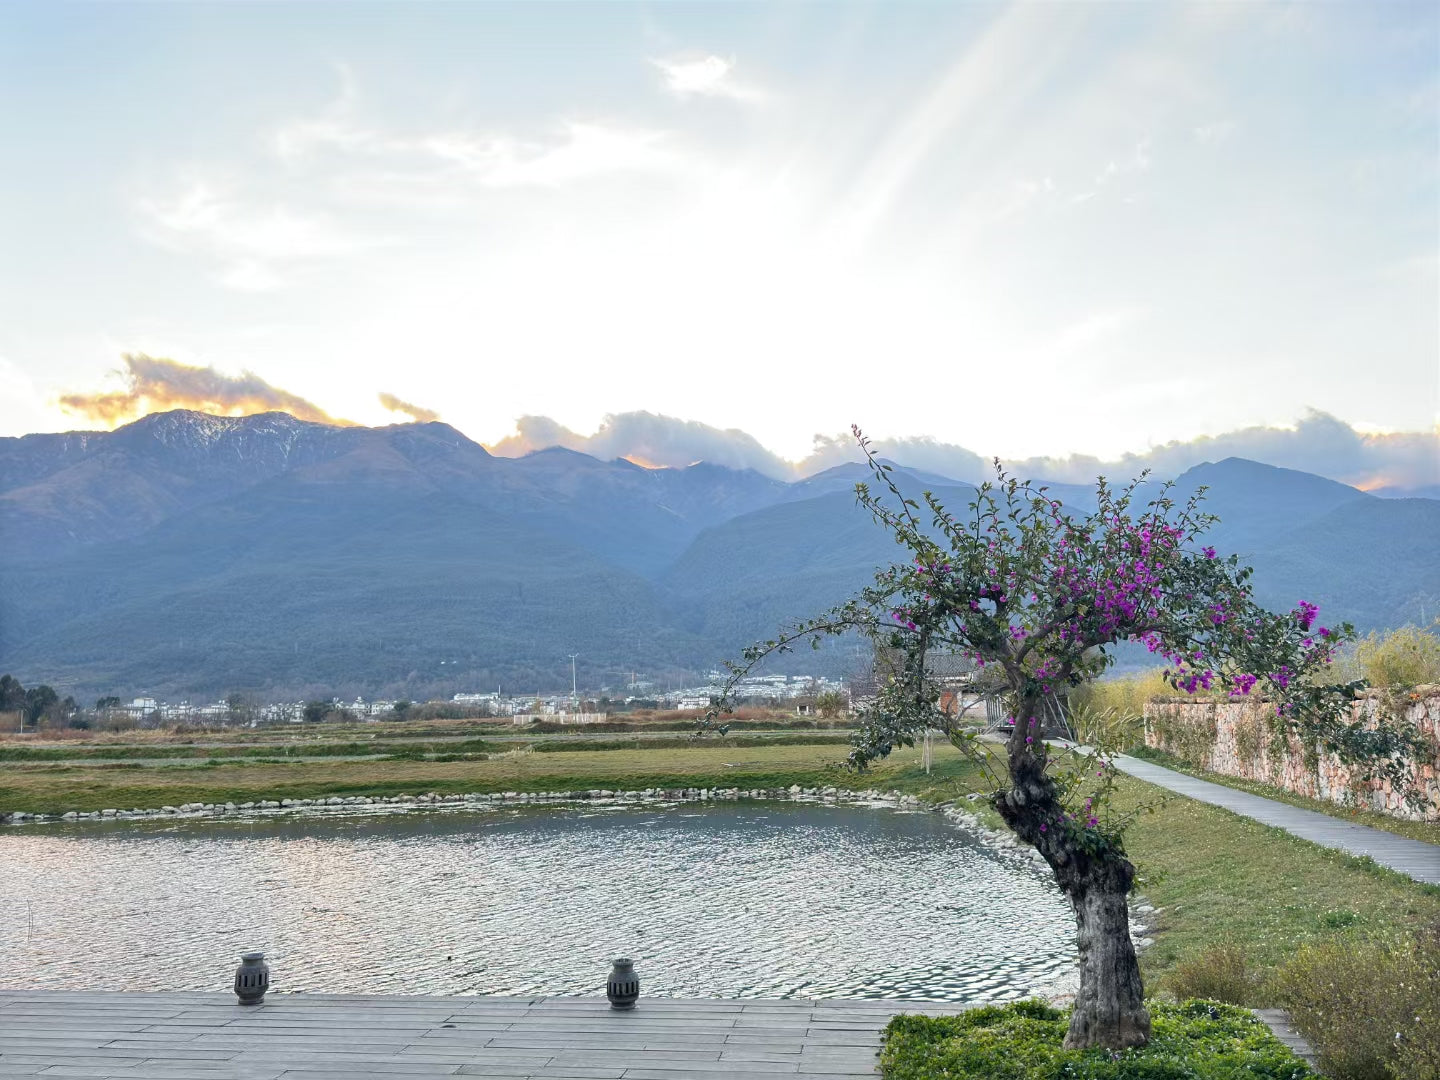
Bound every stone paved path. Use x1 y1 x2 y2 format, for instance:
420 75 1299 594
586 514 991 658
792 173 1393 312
1253 1009 1320 1072
1107 751 1440 886
0 990 963 1079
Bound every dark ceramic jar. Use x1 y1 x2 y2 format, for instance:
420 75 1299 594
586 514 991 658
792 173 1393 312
234 951 270 1005
606 957 639 1010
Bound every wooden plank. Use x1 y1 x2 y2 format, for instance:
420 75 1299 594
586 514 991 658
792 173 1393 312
0 992 919 1078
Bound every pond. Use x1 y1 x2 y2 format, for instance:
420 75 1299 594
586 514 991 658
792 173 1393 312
0 801 1077 1001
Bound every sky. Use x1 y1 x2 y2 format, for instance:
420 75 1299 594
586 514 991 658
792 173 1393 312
1 2 1436 486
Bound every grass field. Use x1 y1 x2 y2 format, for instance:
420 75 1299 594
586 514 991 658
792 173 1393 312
3 737 1436 1001
0 741 876 813
0 731 854 764
0 711 849 748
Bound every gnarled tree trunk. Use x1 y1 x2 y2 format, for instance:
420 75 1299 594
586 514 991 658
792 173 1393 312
1064 861 1149 1048
994 708 1151 1051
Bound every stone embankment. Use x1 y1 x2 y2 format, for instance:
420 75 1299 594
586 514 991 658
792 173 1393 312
1 783 953 825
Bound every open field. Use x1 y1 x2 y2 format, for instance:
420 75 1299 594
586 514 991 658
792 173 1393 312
0 709 847 747
0 741 877 813
3 737 1436 1001
0 730 855 765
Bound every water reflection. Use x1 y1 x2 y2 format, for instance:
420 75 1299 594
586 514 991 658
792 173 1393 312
0 802 1076 1001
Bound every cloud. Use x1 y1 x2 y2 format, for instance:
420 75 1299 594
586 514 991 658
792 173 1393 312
1094 138 1153 185
837 4 1089 247
483 409 1440 492
799 433 988 483
813 412 1439 493
57 353 352 428
651 54 765 103
136 180 370 291
1193 120 1235 145
378 392 441 424
1050 307 1146 357
44 357 1440 493
487 412 794 477
0 356 54 437
488 414 1002 484
273 99 685 191
138 69 694 289
1004 410 1440 493
464 122 682 187
272 60 684 185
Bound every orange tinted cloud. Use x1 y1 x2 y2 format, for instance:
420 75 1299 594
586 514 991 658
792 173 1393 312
58 353 352 428
377 392 440 424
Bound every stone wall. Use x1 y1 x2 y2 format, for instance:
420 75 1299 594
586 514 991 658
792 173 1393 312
1144 687 1440 822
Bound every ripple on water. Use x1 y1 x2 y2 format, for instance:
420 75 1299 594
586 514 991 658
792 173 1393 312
0 802 1076 1001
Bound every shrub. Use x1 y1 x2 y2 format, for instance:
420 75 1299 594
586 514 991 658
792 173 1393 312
1073 669 1174 716
1272 925 1440 1080
1069 703 1145 752
1164 943 1257 1005
1146 704 1221 768
1069 669 1173 750
880 999 1314 1080
1329 624 1440 689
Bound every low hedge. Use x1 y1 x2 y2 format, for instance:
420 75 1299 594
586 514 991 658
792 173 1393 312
881 999 1314 1080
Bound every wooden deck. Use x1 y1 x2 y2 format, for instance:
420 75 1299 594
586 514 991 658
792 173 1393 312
0 990 961 1079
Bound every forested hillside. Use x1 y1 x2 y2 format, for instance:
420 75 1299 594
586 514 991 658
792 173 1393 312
2 411 1433 700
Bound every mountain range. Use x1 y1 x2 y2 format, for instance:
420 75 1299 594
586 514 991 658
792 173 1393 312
1 410 1435 701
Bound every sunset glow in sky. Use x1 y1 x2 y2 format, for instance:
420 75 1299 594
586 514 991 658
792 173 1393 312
1 2 1435 474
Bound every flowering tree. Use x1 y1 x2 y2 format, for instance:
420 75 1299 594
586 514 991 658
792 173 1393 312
709 431 1421 1051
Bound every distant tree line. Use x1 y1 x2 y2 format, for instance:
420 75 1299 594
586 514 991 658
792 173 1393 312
0 674 79 731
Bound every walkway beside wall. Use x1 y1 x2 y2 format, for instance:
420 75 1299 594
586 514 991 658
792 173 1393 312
1100 749 1440 886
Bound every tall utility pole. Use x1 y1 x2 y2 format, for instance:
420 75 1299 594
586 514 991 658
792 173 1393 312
568 654 579 710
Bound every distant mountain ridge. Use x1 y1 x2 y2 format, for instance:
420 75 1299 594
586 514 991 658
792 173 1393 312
1 411 1434 700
